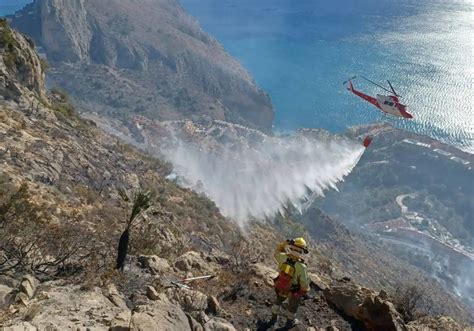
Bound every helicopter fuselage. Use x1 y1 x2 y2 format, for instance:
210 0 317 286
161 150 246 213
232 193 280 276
376 94 412 118
347 80 413 118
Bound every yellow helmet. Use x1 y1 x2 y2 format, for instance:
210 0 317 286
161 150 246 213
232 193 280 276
293 237 308 253
293 237 307 250
289 237 308 254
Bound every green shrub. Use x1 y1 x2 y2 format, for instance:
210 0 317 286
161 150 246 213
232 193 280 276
0 20 16 48
0 19 19 68
51 87 69 102
50 88 76 118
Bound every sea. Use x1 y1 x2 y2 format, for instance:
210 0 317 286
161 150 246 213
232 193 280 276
180 0 474 153
2 0 473 152
0 0 31 17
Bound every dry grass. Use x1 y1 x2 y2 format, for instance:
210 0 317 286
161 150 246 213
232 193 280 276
0 182 114 279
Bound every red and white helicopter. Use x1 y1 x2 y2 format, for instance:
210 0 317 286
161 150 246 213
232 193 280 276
344 76 413 119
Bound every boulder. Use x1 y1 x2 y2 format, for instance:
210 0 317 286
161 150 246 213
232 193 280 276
0 284 13 307
192 311 235 330
19 275 39 299
103 283 128 309
206 296 221 316
130 312 157 330
166 287 209 312
14 291 30 306
249 263 278 287
324 279 406 331
110 310 131 331
138 255 171 275
146 285 160 301
2 284 129 330
308 272 329 291
203 317 236 331
186 313 204 331
174 251 217 274
130 300 191 331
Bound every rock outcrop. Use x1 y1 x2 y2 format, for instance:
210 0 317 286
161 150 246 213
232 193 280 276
2 284 129 330
11 0 274 129
138 255 171 276
174 251 218 275
131 296 191 331
0 19 46 101
407 316 464 331
324 278 406 331
0 284 13 307
1 281 193 331
16 275 39 304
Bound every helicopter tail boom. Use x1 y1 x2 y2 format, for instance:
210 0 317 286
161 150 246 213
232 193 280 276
346 81 381 110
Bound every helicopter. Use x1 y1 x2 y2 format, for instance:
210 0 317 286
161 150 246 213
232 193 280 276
344 76 413 119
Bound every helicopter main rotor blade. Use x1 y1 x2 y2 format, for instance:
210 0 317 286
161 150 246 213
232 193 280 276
343 76 357 85
360 76 394 94
387 80 401 97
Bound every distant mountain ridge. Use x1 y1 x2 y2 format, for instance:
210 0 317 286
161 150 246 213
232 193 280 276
10 0 274 129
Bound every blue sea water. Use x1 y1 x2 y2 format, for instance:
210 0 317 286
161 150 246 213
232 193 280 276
2 1 473 151
0 0 31 17
181 0 474 152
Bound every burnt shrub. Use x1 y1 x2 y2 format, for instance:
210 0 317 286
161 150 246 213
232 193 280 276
0 182 109 279
391 283 434 323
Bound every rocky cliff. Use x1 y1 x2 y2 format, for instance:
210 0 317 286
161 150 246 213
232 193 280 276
0 19 45 101
1 22 472 330
10 0 274 129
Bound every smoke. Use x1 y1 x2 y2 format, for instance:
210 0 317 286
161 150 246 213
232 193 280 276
453 261 474 307
433 253 474 307
158 131 364 226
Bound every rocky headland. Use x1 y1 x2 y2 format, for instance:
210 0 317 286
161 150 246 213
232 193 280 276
10 0 274 130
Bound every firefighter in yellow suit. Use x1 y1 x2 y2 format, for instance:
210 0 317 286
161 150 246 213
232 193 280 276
270 237 310 327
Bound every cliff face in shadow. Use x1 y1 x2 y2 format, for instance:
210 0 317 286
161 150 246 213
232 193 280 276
11 0 274 129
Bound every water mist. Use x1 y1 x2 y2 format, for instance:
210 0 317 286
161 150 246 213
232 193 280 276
159 130 365 226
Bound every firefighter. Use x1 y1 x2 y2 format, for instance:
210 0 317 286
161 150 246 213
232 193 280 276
270 237 310 327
